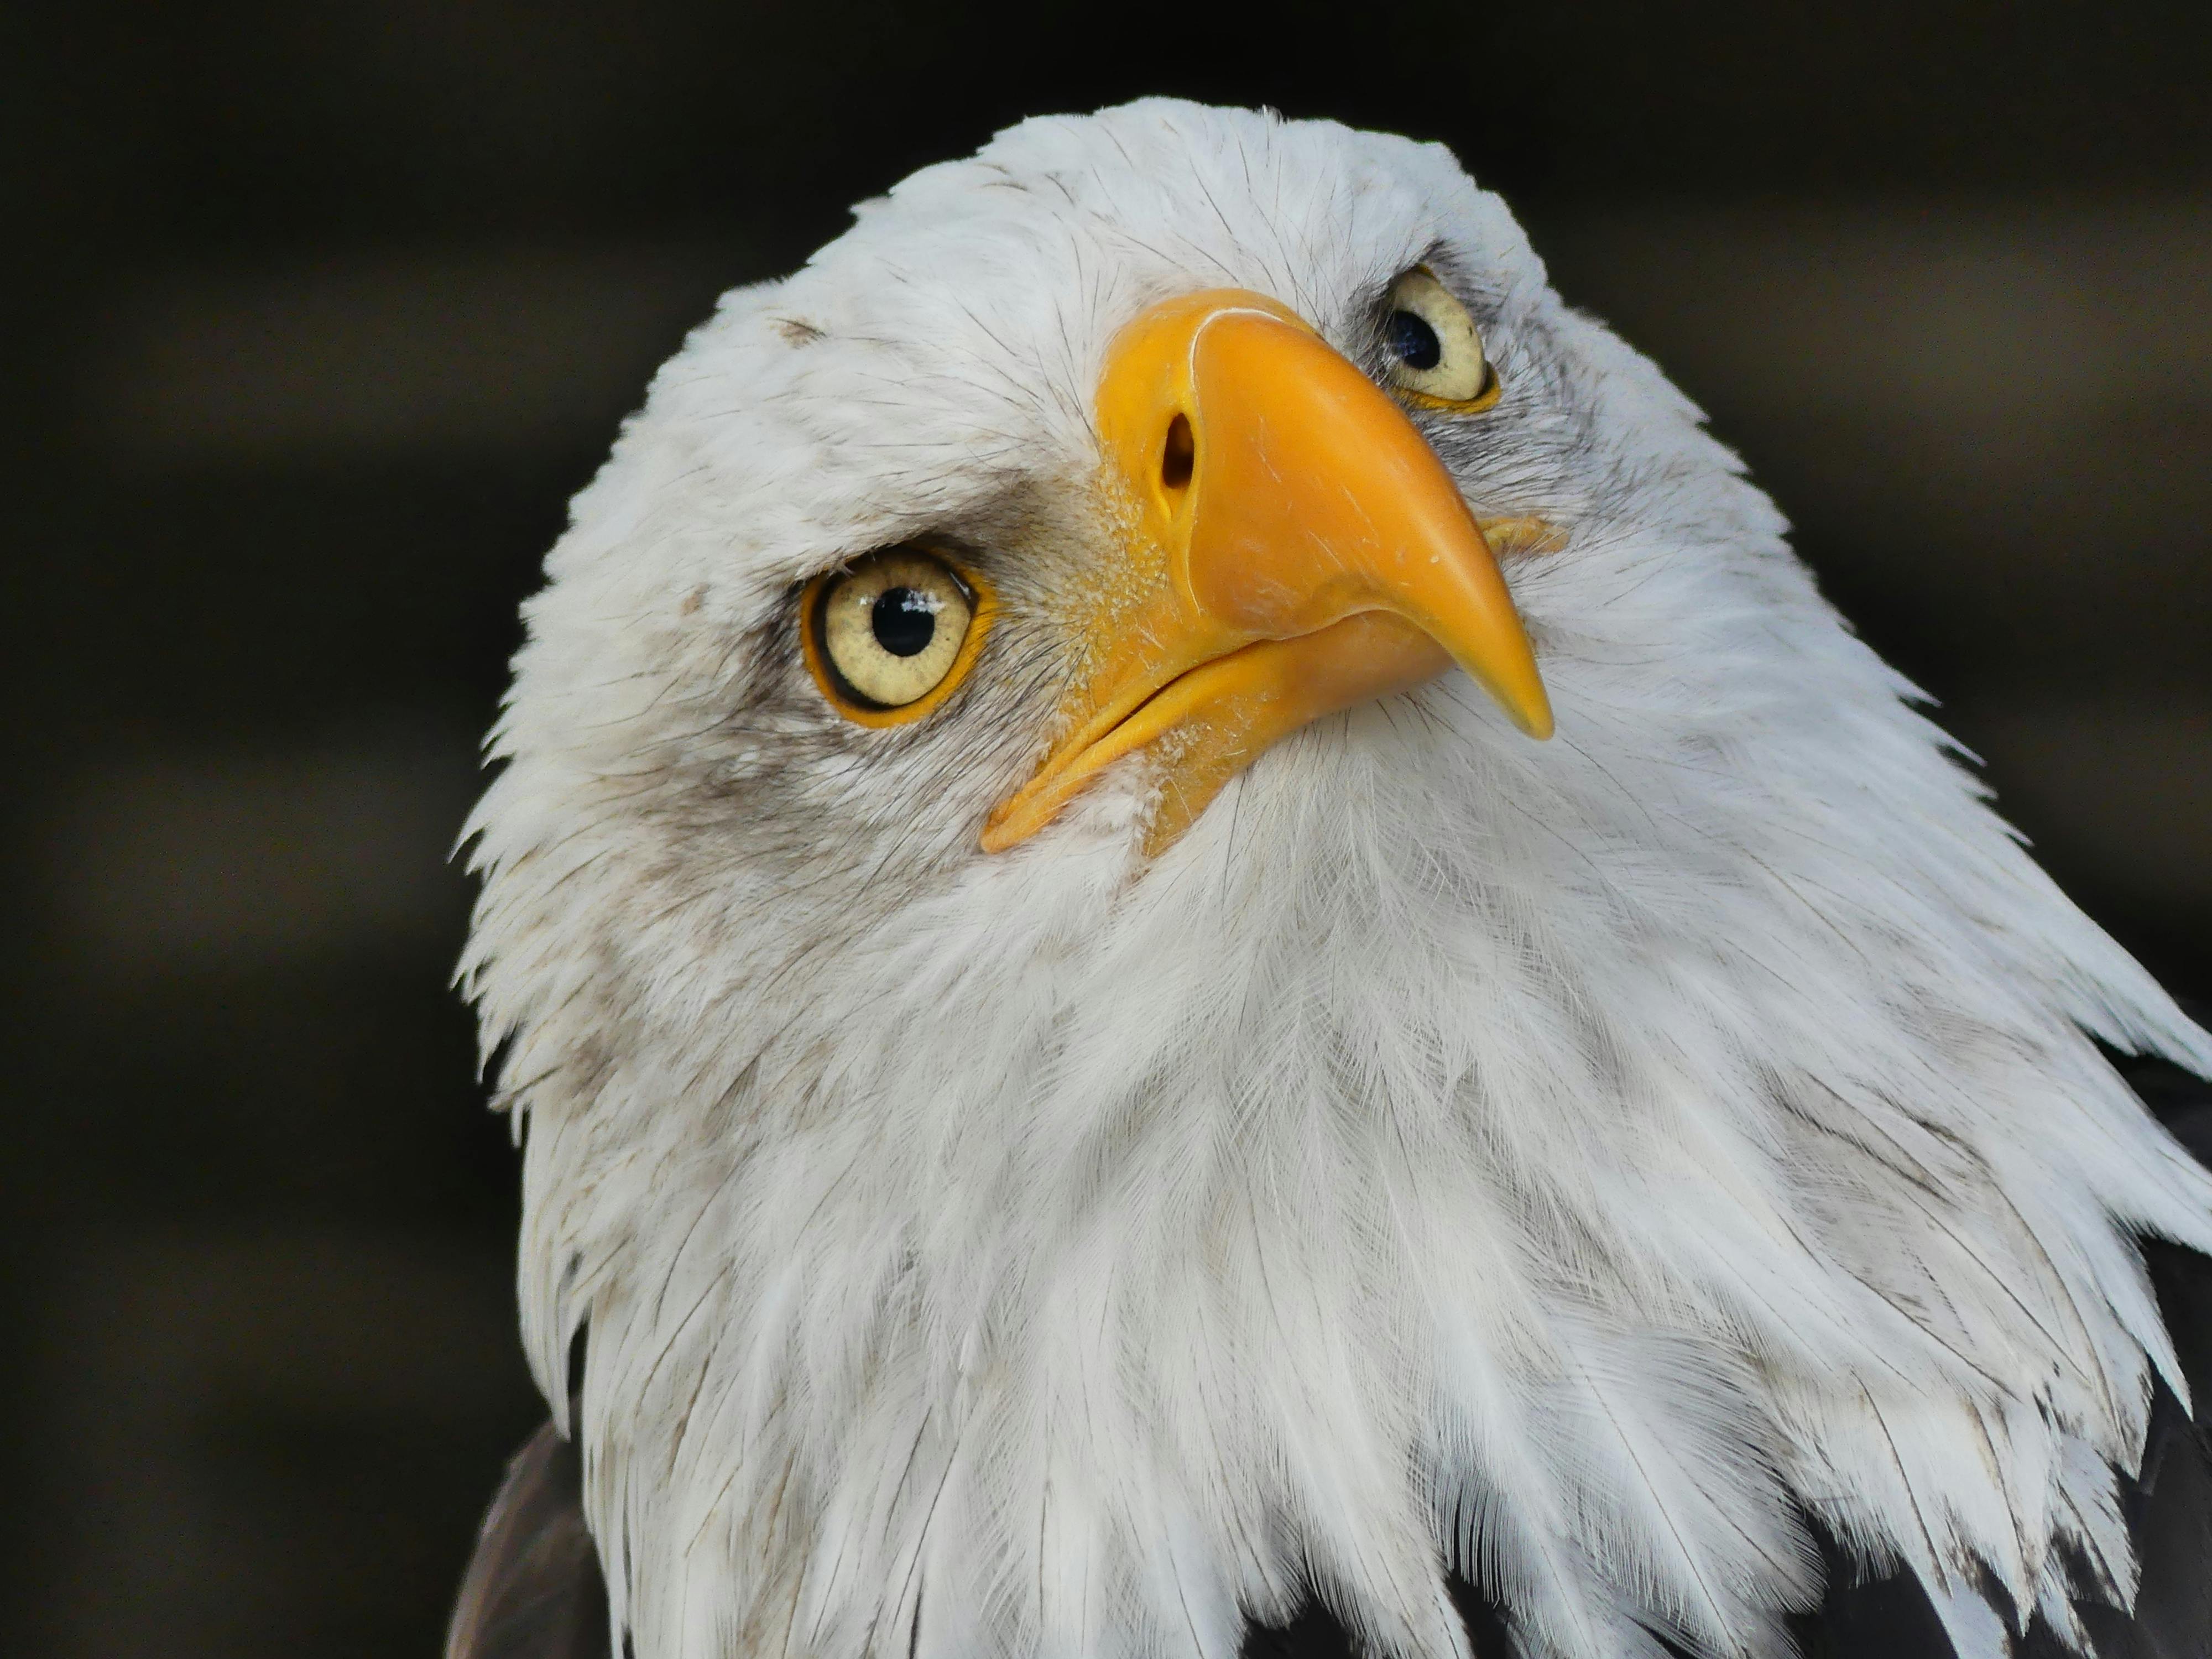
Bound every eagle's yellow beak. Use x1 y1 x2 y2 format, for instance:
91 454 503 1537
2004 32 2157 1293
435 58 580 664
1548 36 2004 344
982 289 1552 856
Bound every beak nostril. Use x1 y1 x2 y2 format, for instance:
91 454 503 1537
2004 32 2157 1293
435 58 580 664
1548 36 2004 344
1161 414 1194 491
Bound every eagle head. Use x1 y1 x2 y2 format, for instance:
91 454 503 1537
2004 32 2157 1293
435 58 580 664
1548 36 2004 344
461 100 2212 1659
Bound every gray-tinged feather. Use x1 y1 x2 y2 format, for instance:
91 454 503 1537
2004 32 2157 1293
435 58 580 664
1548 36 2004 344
447 1422 612 1659
2081 1051 2212 1659
2104 1380 2212 1659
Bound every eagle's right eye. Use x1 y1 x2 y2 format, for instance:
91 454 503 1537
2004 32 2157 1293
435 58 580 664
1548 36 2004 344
801 547 990 726
1380 267 1500 412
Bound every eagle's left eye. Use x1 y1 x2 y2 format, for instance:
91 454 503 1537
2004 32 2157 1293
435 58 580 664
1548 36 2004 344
801 546 990 726
1381 268 1500 411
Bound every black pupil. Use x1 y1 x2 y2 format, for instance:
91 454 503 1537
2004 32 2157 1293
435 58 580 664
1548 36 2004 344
1386 309 1441 371
871 587 937 657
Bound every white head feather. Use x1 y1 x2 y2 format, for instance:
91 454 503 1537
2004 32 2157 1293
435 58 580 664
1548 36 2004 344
461 100 2212 1659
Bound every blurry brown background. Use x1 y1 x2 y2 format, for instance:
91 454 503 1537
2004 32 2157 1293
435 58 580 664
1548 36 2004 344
4 3 2209 1654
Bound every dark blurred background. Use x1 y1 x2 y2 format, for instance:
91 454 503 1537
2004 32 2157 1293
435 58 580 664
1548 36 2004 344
4 2 2208 1653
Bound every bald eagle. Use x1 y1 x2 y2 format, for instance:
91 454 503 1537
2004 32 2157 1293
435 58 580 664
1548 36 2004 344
446 102 2212 1659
